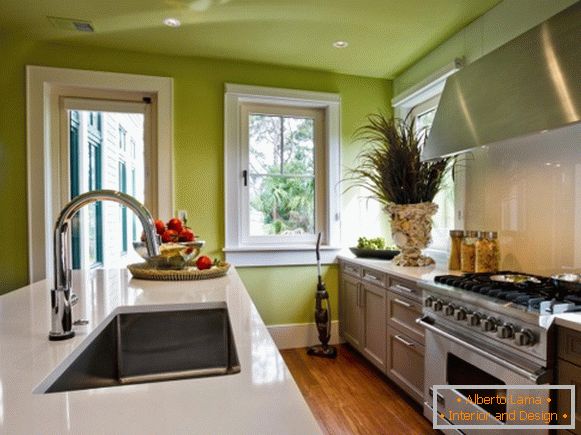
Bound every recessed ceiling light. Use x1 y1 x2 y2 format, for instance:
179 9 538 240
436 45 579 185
163 18 181 28
333 40 349 49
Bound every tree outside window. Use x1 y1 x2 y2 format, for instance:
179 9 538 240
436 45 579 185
248 114 316 236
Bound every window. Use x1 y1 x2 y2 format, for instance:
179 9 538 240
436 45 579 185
392 60 464 254
411 100 455 252
224 84 341 266
87 115 103 267
242 104 324 244
119 125 127 151
66 105 147 269
119 161 128 255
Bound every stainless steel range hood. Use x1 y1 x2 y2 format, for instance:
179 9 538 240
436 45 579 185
423 1 581 161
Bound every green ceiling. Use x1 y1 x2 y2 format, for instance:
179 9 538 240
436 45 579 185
0 0 500 78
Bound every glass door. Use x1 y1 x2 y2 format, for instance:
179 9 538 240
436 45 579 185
63 97 150 269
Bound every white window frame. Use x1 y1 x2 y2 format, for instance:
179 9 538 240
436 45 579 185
240 103 325 246
392 59 465 257
26 65 173 283
224 84 341 266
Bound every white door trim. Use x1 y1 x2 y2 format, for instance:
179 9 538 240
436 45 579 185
26 65 173 284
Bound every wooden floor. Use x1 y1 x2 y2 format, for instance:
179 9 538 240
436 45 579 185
281 344 436 435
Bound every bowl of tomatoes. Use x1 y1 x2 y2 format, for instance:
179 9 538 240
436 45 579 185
133 217 205 269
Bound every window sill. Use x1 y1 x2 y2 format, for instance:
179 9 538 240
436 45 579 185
223 246 341 267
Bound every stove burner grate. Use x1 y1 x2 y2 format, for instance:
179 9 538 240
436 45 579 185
434 271 568 310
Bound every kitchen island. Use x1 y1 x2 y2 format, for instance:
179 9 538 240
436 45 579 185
0 267 321 434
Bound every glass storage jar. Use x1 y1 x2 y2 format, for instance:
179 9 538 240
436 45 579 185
448 230 464 271
461 231 478 273
475 231 500 273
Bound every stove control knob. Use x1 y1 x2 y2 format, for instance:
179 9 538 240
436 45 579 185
466 312 481 327
432 300 443 312
443 304 455 316
496 323 514 339
424 296 435 308
481 317 498 332
453 307 467 321
514 329 535 346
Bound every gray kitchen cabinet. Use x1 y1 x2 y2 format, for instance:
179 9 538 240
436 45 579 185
339 258 425 405
339 271 364 351
557 326 581 434
387 291 424 345
386 327 425 404
362 281 387 371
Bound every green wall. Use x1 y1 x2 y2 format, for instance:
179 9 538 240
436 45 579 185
393 0 576 95
0 34 391 324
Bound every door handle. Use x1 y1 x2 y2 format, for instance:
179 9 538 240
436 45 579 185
364 273 380 282
393 284 414 294
393 298 412 308
394 334 416 347
417 317 548 383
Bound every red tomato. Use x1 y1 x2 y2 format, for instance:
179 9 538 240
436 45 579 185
196 256 213 270
154 219 166 236
161 229 179 243
167 218 183 233
178 228 195 242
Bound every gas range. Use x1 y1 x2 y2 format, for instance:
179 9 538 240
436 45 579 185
434 272 581 314
418 272 574 369
419 272 565 434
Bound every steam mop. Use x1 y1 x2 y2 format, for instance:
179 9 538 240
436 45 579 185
307 233 338 359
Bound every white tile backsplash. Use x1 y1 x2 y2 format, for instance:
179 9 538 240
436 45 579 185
463 122 581 276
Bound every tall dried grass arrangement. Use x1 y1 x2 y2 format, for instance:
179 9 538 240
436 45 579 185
346 113 452 205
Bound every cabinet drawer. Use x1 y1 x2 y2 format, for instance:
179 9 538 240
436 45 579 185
386 327 424 404
341 261 361 278
389 277 421 302
559 327 581 366
362 267 386 287
387 292 424 344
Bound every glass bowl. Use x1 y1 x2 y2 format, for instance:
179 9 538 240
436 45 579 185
132 240 205 270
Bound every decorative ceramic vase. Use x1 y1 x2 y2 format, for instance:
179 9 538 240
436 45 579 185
386 202 438 267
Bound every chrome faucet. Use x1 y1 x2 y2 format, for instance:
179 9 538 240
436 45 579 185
49 190 160 341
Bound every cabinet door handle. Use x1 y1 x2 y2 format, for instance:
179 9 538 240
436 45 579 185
393 284 414 294
364 273 379 281
394 334 415 347
393 298 412 308
360 286 365 308
356 284 361 307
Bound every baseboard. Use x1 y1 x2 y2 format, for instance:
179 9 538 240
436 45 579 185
267 321 344 350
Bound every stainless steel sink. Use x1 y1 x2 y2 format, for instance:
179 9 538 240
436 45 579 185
43 308 240 393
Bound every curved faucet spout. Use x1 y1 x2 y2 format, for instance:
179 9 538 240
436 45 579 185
50 190 161 341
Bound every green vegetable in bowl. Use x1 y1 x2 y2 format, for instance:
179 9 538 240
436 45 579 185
356 237 398 251
357 237 385 250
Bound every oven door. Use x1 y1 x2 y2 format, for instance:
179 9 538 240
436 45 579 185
419 317 550 435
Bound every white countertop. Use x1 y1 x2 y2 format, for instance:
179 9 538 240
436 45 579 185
0 268 321 434
337 252 455 283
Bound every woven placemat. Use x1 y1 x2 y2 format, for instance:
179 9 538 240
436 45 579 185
128 262 231 281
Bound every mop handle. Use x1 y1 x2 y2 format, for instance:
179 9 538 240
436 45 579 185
316 232 322 285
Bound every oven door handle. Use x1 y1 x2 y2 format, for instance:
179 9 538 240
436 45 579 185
416 317 547 384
